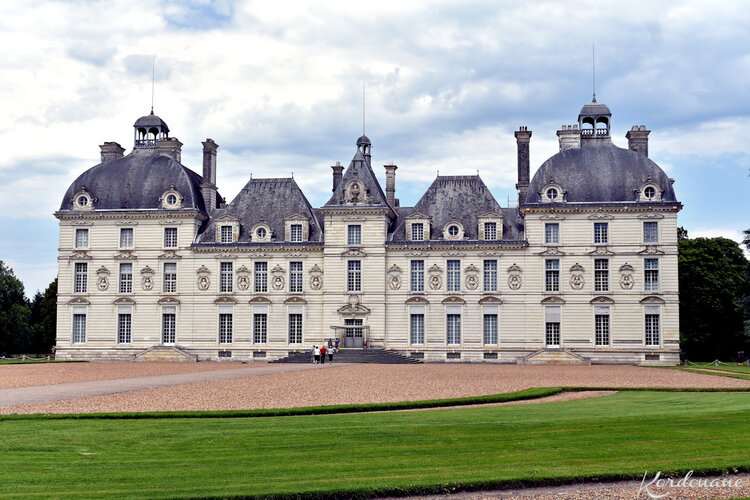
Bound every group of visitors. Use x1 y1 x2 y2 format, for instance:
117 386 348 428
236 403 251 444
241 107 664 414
311 338 340 364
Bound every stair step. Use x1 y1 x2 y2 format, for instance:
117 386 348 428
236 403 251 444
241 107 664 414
271 349 421 364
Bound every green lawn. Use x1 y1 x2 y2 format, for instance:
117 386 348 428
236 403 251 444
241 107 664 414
1 391 749 499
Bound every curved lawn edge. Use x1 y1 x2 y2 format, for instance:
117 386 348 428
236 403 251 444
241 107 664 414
672 367 750 381
197 466 750 500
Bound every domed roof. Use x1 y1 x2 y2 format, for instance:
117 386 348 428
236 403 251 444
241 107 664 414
579 101 611 118
526 141 677 204
134 111 169 132
356 135 371 146
60 150 206 212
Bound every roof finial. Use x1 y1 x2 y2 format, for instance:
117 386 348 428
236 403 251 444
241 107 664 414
592 42 597 103
151 56 156 114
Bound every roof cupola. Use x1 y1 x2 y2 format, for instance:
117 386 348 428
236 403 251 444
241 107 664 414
133 110 170 148
578 99 611 142
356 135 371 161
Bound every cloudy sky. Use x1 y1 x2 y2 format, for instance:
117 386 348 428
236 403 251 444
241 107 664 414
1 0 748 296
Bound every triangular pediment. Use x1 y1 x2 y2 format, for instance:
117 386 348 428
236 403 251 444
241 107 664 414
284 213 310 221
477 210 503 219
213 213 239 222
405 211 431 220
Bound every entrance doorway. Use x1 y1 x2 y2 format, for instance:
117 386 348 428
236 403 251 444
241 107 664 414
344 318 363 348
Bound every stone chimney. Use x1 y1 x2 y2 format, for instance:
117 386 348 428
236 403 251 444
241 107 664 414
626 125 650 157
99 142 125 163
201 139 219 212
156 137 183 162
556 125 580 152
331 162 344 192
514 126 532 205
384 164 397 207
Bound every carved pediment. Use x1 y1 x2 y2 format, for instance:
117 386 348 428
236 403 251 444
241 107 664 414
478 210 503 218
587 213 614 220
639 245 664 255
309 264 323 274
507 263 523 273
158 250 182 259
113 297 136 305
96 266 110 277
113 250 137 260
196 265 211 276
619 263 635 273
569 263 585 273
141 266 154 276
405 296 429 304
158 297 181 305
387 264 402 274
539 214 566 220
538 247 565 256
479 295 503 304
588 246 615 256
428 264 443 274
67 297 90 305
214 296 238 304
541 296 565 304
249 296 272 304
405 211 431 220
214 214 240 222
590 296 614 304
465 264 480 274
284 296 307 304
284 212 310 221
638 212 665 220
237 265 250 275
68 250 92 260
442 295 466 304
341 248 367 257
337 303 370 315
640 295 665 304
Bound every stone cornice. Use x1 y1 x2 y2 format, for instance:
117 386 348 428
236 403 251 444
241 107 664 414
192 243 324 254
55 210 206 221
521 203 681 215
385 241 528 251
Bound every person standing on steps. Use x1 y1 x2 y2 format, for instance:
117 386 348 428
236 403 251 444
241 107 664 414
311 345 316 364
335 338 340 351
328 347 334 363
320 345 327 364
314 345 321 364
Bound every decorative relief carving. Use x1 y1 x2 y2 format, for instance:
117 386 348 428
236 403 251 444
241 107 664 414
540 296 565 304
428 264 443 290
341 248 367 257
338 294 370 316
114 250 137 260
271 265 285 291
442 295 466 304
588 246 615 256
214 296 238 304
113 297 136 305
284 296 307 304
140 266 154 291
638 212 664 220
387 264 402 290
236 265 250 291
464 264 479 290
619 262 635 290
249 296 272 304
309 264 323 291
405 296 429 304
538 247 565 256
67 297 90 305
157 296 181 305
96 266 110 291
638 245 664 255
478 296 503 304
640 296 665 304
539 214 565 220
69 250 92 260
569 263 585 290
590 296 614 304
158 250 181 260
196 265 211 291
507 263 523 290
587 213 614 220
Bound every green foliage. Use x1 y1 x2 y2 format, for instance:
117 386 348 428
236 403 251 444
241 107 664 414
678 236 750 360
0 261 32 355
0 392 748 498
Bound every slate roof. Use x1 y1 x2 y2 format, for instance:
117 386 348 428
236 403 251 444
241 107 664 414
526 140 677 204
578 101 611 119
59 148 207 212
134 112 169 132
391 175 524 241
197 177 322 243
324 148 391 209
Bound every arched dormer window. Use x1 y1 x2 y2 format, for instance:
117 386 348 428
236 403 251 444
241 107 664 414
540 182 566 203
636 179 663 202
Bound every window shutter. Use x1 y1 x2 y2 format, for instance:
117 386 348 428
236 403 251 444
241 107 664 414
545 306 561 322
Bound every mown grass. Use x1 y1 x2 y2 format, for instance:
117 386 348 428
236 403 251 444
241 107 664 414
1 391 749 499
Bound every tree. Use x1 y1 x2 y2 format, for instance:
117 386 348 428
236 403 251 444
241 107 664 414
37 279 57 352
0 261 33 354
743 228 750 253
679 237 750 360
677 226 689 241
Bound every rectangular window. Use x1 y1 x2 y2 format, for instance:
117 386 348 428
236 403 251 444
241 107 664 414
447 260 461 292
290 224 303 242
220 225 233 243
484 222 497 240
118 313 132 344
644 258 659 292
162 311 176 345
545 306 561 347
74 263 88 293
254 262 268 292
483 260 498 292
163 263 177 293
643 221 658 244
483 314 498 345
411 223 424 241
75 228 88 248
347 260 361 292
219 312 233 344
254 313 267 344
347 225 361 245
446 313 461 345
645 308 660 346
289 312 303 344
289 261 302 293
594 222 608 244
410 260 424 292
594 259 609 292
119 263 133 294
545 223 559 244
220 262 233 293
410 313 425 344
72 312 86 343
595 306 610 346
164 227 178 248
119 227 134 248
545 259 560 292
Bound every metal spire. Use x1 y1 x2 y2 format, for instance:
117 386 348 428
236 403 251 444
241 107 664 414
592 42 597 103
362 80 366 136
151 56 156 114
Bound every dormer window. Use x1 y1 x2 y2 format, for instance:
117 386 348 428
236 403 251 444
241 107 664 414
448 225 459 237
160 188 183 209
541 182 566 203
443 222 465 241
477 212 504 240
411 223 424 241
405 213 431 242
284 214 310 243
72 189 94 210
77 196 89 207
644 186 656 199
637 180 663 202
546 188 558 200
220 225 233 243
484 222 497 240
290 224 303 242
251 222 272 242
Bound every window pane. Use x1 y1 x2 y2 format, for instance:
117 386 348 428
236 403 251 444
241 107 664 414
447 314 461 344
410 314 424 344
75 229 88 248
220 262 233 292
348 225 361 245
483 260 497 292
220 225 233 243
595 314 609 346
119 263 133 293
164 227 177 248
163 263 177 293
643 221 658 243
594 222 608 244
594 259 609 292
484 222 497 240
483 314 498 344
411 223 424 241
644 258 659 292
255 262 268 292
120 228 133 248
162 313 176 344
290 224 303 242
290 261 302 292
545 223 559 244
347 260 361 292
545 322 560 346
545 259 559 292
645 314 660 345
410 260 424 292
72 314 86 343
289 313 303 343
447 260 460 292
219 313 233 343
74 263 88 293
118 313 132 343
254 313 267 343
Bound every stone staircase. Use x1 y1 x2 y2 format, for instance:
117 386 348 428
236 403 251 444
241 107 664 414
135 346 195 362
519 348 590 365
271 348 421 364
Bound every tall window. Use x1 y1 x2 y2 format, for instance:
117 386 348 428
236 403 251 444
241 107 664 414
447 260 461 292
411 223 424 241
74 263 87 293
72 311 86 343
644 258 659 292
483 313 498 345
645 307 660 346
119 263 133 293
220 225 233 243
347 260 361 292
483 260 498 292
289 262 302 292
594 259 609 292
545 259 560 292
164 227 178 248
289 312 303 344
484 222 497 240
219 311 233 343
290 224 303 242
643 221 658 244
75 228 88 248
347 225 361 245
446 313 461 345
410 313 424 344
163 263 177 293
595 306 610 346
545 306 561 347
220 262 233 292
410 260 424 292
254 313 267 343
254 262 268 292
119 227 134 248
594 222 608 244
118 312 132 344
162 308 176 345
545 223 559 244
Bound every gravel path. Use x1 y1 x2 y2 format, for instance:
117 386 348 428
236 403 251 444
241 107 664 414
1 364 747 415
